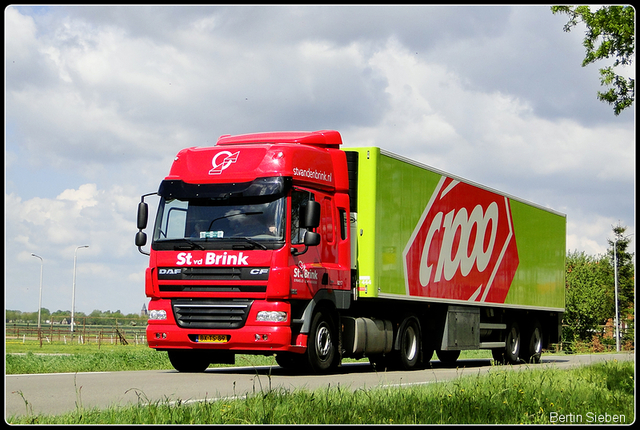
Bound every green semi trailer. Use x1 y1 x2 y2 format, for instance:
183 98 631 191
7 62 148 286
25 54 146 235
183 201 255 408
136 131 565 372
346 147 565 368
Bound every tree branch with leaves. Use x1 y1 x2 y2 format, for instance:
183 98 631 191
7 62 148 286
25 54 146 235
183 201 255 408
552 5 635 115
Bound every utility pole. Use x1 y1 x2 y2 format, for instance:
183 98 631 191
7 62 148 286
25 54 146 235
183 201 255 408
31 253 44 329
71 245 89 333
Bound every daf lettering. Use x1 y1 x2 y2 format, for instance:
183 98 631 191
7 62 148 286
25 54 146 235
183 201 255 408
159 268 181 275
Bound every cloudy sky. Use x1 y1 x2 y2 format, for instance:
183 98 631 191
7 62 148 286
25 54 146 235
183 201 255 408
5 5 635 316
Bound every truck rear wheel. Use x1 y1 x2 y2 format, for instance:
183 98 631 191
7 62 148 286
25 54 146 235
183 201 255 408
523 321 543 363
504 321 521 364
167 350 210 372
397 317 421 370
307 309 338 373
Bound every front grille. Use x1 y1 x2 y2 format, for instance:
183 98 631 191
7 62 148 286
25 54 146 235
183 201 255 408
160 284 266 293
158 267 269 281
172 299 253 329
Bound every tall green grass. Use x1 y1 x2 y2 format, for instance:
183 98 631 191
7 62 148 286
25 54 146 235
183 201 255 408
8 360 633 424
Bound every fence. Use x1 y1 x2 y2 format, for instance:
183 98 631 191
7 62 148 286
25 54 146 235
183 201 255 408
6 318 148 346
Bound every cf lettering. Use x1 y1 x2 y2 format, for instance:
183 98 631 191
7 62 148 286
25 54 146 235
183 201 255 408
419 202 499 286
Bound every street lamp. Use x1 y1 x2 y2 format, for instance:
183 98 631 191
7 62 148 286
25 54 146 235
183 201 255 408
71 245 89 333
613 233 633 352
31 253 44 329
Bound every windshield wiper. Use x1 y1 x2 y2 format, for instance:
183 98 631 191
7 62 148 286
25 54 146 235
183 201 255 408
173 239 205 250
233 237 268 250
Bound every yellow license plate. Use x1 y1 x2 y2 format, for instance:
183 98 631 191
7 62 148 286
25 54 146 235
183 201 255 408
197 334 228 343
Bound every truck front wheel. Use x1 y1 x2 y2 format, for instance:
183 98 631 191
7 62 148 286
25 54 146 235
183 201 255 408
275 352 306 370
307 309 338 373
167 350 210 372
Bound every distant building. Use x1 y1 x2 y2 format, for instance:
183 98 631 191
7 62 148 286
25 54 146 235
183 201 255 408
140 303 148 317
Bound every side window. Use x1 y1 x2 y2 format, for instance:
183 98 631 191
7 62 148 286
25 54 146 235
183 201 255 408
291 190 312 245
339 209 348 241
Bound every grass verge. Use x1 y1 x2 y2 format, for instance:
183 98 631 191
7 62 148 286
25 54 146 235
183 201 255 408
7 359 633 424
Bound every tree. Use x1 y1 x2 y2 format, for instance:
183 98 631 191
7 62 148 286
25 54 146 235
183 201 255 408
564 250 614 342
551 5 635 115
607 224 635 321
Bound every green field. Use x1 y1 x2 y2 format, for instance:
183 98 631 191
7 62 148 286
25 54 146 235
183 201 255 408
5 339 494 374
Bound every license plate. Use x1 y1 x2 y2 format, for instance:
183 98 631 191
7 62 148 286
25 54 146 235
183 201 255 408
196 334 228 343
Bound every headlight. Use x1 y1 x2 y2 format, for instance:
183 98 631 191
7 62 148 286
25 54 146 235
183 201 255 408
149 310 167 320
256 311 288 322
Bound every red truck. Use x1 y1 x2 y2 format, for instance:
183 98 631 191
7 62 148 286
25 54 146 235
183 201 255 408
136 130 565 373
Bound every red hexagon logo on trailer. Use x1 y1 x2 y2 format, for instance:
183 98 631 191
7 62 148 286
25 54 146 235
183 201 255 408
403 177 519 304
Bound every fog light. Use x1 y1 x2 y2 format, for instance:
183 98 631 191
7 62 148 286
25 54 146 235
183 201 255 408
255 334 269 341
256 311 287 322
155 332 167 339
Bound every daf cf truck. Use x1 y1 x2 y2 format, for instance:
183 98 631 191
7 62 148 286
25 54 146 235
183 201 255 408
135 130 565 373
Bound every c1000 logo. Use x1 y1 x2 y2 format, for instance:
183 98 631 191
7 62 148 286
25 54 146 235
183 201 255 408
403 177 519 303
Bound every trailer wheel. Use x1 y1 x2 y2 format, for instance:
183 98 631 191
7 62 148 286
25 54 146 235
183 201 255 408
167 350 210 372
436 349 461 364
307 309 338 373
523 321 543 363
504 321 521 364
397 318 421 370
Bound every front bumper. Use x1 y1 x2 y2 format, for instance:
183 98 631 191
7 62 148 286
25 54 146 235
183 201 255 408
146 298 307 353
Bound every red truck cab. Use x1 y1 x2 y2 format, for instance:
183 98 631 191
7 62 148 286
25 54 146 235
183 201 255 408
136 130 353 372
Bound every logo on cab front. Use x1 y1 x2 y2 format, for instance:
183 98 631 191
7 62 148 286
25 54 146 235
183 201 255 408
403 177 519 303
209 151 239 175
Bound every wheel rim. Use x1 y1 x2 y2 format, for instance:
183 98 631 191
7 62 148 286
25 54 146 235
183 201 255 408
315 323 332 360
531 327 542 354
403 325 418 361
508 326 520 355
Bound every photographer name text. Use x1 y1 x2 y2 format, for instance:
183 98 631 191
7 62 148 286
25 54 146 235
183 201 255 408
550 412 626 424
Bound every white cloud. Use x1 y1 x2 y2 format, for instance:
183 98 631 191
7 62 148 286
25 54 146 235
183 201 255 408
4 5 634 314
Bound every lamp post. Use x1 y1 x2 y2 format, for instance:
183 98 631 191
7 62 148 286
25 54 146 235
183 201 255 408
31 253 44 329
613 233 633 352
71 245 89 333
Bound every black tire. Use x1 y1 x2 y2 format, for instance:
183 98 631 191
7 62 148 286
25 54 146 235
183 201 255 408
436 349 461 364
369 354 393 371
504 321 521 364
492 348 506 365
167 350 210 372
275 352 306 370
397 318 421 370
523 321 543 364
307 309 338 373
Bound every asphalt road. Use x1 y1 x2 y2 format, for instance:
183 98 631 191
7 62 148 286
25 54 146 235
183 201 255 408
5 352 633 418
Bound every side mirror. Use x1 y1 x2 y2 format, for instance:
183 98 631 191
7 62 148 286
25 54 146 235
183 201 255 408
135 192 156 256
135 231 147 247
300 201 321 229
304 231 321 247
137 202 149 230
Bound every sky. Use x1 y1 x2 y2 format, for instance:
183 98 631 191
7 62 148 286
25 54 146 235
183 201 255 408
4 5 635 316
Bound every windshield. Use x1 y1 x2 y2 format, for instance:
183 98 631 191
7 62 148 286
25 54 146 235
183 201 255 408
152 177 289 251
